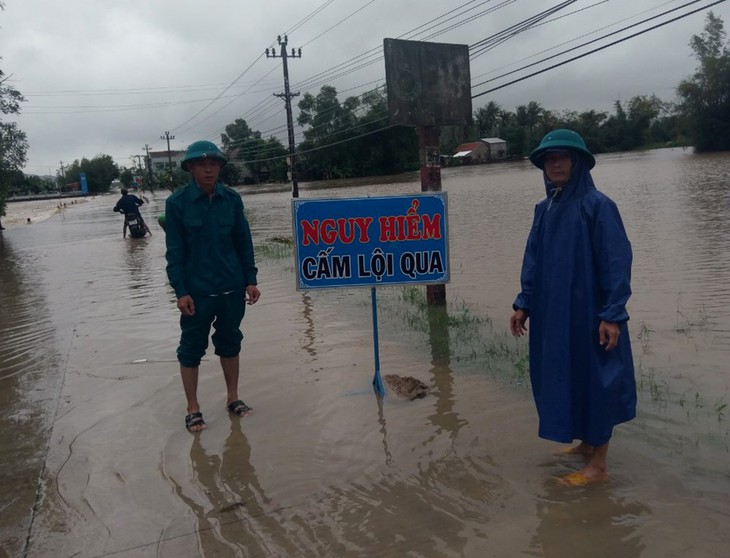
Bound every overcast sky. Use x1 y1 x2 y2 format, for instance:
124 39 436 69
1 0 728 176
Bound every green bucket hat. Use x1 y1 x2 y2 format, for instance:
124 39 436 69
181 140 227 171
529 129 595 170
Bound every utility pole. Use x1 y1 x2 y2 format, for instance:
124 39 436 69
160 131 175 169
59 161 65 194
266 35 301 198
143 144 154 191
160 131 175 191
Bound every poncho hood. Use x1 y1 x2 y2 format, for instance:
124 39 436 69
542 152 597 206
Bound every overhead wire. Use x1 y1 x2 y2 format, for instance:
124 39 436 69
291 0 507 93
238 0 723 164
472 0 703 83
284 0 337 36
161 0 345 144
471 0 726 99
470 0 661 80
470 1 578 58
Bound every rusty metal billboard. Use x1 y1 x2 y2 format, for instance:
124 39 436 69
383 38 472 127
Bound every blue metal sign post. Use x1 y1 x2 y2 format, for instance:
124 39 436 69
371 287 385 397
292 193 449 396
79 173 88 195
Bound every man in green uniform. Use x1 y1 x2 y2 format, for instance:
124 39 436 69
165 140 261 432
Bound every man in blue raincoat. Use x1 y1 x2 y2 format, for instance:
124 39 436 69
509 129 636 486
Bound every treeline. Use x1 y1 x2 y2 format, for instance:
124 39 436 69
221 12 729 182
464 12 729 158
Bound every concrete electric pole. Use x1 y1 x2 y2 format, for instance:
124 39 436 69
143 144 154 191
266 35 301 198
58 161 65 193
160 131 175 169
160 131 176 191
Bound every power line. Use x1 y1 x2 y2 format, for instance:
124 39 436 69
471 0 725 99
473 0 708 87
470 0 665 81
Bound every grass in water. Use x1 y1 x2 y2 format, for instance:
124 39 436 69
376 287 727 427
255 236 294 261
371 286 530 388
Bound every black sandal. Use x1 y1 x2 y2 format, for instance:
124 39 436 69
185 412 206 432
227 400 253 417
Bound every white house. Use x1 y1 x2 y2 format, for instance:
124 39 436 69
480 137 507 160
148 149 186 172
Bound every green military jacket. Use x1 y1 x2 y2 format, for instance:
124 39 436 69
165 182 257 298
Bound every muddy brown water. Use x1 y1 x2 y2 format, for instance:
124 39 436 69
1 147 728 557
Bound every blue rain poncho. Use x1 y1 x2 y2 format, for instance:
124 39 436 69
513 155 636 446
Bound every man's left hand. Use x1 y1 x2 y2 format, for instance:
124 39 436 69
598 320 620 350
246 285 261 305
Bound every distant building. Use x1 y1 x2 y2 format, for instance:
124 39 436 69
148 149 186 172
452 141 489 163
225 148 253 183
452 137 508 164
480 137 507 160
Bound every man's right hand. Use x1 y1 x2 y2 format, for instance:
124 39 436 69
509 309 528 337
177 295 195 316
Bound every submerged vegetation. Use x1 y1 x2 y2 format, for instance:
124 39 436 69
254 236 295 261
372 285 530 387
366 285 727 431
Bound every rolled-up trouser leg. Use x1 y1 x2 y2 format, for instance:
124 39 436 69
211 291 246 359
177 296 217 367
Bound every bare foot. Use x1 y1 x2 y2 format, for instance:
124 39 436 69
553 442 594 457
556 469 609 487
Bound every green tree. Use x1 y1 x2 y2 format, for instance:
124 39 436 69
474 100 501 137
19 174 52 195
600 101 630 151
0 69 29 224
119 168 134 188
626 95 662 148
495 109 514 140
63 154 119 193
503 125 526 157
220 118 288 183
677 11 730 151
159 166 188 192
575 110 608 151
297 86 416 180
524 101 544 146
219 162 240 186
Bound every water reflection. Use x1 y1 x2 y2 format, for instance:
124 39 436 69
347 304 500 555
299 292 317 359
123 237 154 304
0 233 64 556
182 419 300 556
531 480 649 558
426 305 466 438
375 395 394 466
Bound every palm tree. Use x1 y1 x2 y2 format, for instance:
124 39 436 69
474 100 501 137
525 101 544 146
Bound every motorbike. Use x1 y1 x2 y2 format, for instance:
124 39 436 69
122 211 149 239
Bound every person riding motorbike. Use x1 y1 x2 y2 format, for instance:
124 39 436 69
113 188 151 238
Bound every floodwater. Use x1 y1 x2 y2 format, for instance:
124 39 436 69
0 147 728 557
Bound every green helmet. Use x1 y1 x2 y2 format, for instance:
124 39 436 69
529 129 595 170
181 140 227 171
